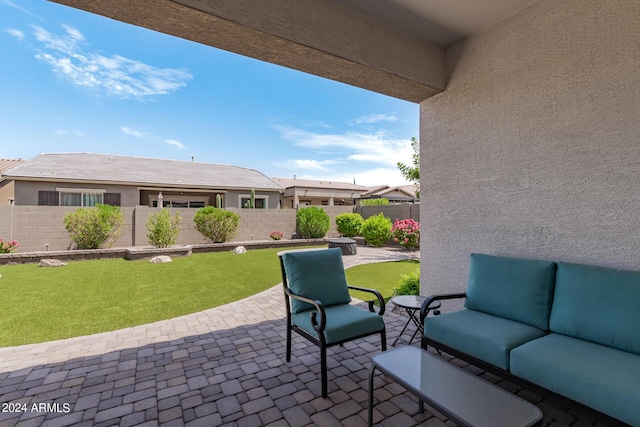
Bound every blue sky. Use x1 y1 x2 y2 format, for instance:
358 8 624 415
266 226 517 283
0 0 419 187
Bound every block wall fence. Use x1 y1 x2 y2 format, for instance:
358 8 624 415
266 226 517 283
0 204 419 253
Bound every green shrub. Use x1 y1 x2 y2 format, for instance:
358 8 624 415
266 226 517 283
392 268 420 296
146 209 182 248
296 206 330 238
335 213 364 237
361 213 392 247
194 207 240 243
64 204 124 249
360 198 390 206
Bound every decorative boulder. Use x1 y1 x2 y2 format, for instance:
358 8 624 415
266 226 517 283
232 246 247 254
39 259 67 267
150 255 172 263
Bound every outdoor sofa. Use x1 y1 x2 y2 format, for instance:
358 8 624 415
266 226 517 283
420 253 640 426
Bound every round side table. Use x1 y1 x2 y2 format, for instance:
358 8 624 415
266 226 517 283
391 295 441 346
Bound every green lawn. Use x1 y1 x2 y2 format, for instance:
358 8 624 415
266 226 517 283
346 260 419 303
0 248 418 347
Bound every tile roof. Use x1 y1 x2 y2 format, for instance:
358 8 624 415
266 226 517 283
271 177 369 191
363 184 418 198
0 158 25 182
5 153 283 190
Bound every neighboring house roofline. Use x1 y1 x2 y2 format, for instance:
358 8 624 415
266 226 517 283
271 177 369 191
5 175 280 192
6 153 284 191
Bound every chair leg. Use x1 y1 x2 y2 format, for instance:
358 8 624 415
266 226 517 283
320 344 328 398
286 324 292 362
380 329 387 351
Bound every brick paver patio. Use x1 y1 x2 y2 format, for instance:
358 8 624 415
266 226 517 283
0 247 614 426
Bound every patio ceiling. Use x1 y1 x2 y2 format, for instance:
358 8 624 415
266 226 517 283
48 0 539 103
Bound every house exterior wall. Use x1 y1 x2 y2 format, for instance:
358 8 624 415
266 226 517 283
420 0 640 297
281 187 362 208
13 181 139 206
0 181 15 205
12 181 281 209
228 190 281 209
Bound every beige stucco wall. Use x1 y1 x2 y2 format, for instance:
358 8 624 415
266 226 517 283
420 0 640 297
14 181 139 206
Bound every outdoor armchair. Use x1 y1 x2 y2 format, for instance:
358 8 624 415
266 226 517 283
278 247 386 397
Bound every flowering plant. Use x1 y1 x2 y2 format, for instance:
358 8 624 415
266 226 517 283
0 239 20 254
391 219 420 250
269 231 284 241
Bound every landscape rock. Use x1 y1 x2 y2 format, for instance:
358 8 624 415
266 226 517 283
149 255 172 263
39 259 67 267
232 246 247 254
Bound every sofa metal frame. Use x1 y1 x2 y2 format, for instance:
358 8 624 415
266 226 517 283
419 293 629 427
278 254 387 398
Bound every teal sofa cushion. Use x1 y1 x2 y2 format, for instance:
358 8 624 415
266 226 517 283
464 253 556 330
292 304 384 345
282 248 352 314
424 309 546 370
550 262 640 355
511 333 640 426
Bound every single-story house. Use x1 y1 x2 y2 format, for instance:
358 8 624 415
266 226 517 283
0 158 25 205
272 177 369 208
359 184 418 204
3 153 283 209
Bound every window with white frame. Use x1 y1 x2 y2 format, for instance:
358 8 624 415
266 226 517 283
57 188 105 207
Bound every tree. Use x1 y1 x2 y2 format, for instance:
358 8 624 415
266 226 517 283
397 137 420 194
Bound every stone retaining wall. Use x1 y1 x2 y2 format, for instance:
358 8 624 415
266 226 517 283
0 238 328 265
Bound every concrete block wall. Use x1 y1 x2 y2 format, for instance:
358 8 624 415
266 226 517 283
355 204 420 222
0 205 357 252
0 206 133 252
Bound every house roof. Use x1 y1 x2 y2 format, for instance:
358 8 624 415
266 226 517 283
0 158 25 182
271 177 369 192
363 184 418 199
5 153 283 191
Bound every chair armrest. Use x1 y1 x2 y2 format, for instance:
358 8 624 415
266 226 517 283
283 287 327 332
419 293 466 324
348 285 386 315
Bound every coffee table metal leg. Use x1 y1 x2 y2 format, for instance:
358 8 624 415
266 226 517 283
368 365 377 427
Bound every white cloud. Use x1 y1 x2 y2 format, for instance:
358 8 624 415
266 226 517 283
276 159 341 172
25 24 192 100
275 126 413 168
4 28 24 41
348 114 398 126
2 0 44 21
121 127 147 138
165 139 186 149
273 126 414 187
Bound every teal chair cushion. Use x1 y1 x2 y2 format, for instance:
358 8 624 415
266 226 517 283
511 333 640 426
550 262 640 355
292 304 384 345
464 253 557 330
282 248 352 314
423 309 546 370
